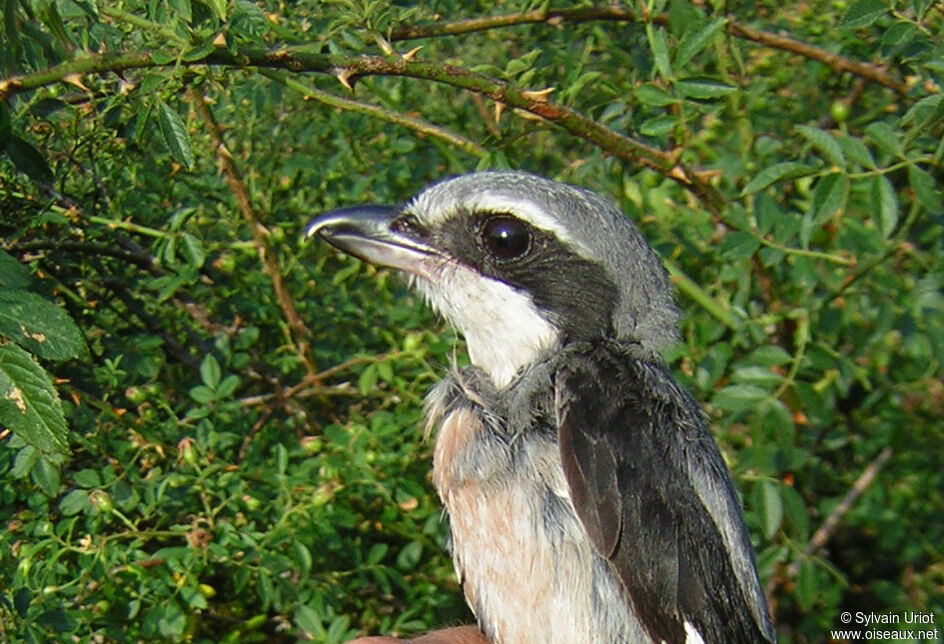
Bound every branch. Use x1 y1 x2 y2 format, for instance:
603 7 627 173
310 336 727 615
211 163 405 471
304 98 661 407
0 47 724 212
388 7 909 96
388 6 647 40
187 87 317 377
767 446 894 596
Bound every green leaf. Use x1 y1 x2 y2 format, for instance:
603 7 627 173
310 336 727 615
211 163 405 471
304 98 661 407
199 353 221 389
675 78 737 99
32 455 61 496
674 17 728 69
802 173 848 246
901 92 944 132
712 384 769 413
720 231 761 260
358 362 377 394
646 25 674 81
366 543 388 565
60 488 90 516
0 290 87 361
73 468 102 488
740 162 817 196
181 232 206 268
157 100 195 169
839 0 888 28
396 540 423 570
908 165 943 214
0 250 32 288
295 604 326 638
759 480 783 539
635 84 677 107
837 135 875 169
795 124 845 167
872 175 899 237
864 121 902 158
4 135 54 184
0 343 69 457
639 114 677 137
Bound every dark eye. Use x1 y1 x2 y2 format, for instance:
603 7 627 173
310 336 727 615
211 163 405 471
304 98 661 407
391 214 420 234
481 216 531 261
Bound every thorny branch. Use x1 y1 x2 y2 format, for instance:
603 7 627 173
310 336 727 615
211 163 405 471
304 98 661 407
388 6 911 96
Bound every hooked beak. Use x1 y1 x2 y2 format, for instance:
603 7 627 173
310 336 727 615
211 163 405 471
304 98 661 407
306 205 436 274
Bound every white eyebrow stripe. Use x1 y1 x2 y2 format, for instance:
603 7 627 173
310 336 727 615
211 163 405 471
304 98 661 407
407 189 576 246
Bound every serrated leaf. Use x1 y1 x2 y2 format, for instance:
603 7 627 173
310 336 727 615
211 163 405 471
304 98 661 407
634 84 677 107
0 250 32 288
837 135 875 169
0 343 69 457
73 468 102 488
294 604 325 638
839 0 888 29
902 93 944 133
157 100 195 169
674 17 728 68
864 122 902 158
639 114 677 137
646 25 674 81
741 162 817 196
59 488 90 516
32 456 61 496
199 353 221 389
4 135 54 184
908 165 943 214
358 363 377 394
801 173 848 246
181 232 206 268
720 231 760 259
749 345 794 366
712 384 769 413
676 78 737 99
0 290 86 361
872 175 899 237
795 124 845 167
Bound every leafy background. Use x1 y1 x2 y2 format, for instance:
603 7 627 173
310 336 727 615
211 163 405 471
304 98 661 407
1 0 942 642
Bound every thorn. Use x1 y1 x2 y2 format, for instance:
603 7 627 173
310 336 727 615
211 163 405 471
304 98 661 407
63 73 90 92
521 87 555 102
494 101 505 124
212 32 226 47
402 45 423 61
334 68 356 92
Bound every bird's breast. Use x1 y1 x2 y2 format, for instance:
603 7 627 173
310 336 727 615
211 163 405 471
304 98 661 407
431 407 649 644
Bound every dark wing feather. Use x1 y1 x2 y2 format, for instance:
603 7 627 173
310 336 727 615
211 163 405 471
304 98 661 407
555 342 775 643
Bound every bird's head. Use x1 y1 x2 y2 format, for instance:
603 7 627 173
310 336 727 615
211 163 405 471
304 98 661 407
307 171 679 387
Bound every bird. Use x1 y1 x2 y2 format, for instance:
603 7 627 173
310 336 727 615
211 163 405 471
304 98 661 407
307 171 776 644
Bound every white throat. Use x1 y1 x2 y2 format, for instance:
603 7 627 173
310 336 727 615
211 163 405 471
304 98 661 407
414 262 559 388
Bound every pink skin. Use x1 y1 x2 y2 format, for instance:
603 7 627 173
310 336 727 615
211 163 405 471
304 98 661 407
348 626 490 644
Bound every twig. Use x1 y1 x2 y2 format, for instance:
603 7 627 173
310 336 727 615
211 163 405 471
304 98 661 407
727 22 908 95
770 446 894 595
389 6 648 40
388 6 909 96
260 69 487 158
188 87 317 378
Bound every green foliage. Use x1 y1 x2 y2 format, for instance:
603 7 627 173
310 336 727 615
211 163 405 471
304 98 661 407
1 0 942 641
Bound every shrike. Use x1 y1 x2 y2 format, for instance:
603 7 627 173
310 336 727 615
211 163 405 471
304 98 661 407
308 172 776 643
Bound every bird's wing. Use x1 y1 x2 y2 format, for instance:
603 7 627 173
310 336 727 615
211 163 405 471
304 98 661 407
554 343 775 644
